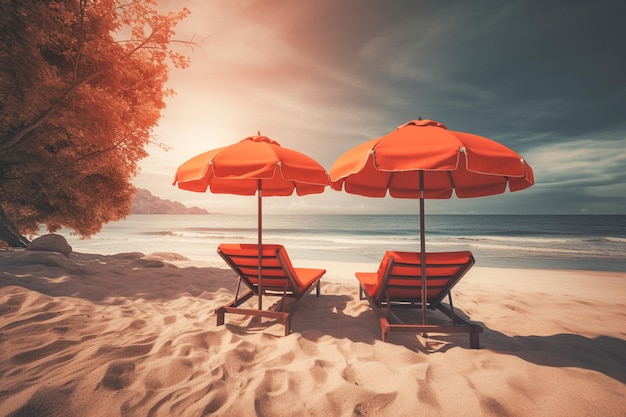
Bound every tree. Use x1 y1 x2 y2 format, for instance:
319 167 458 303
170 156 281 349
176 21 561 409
0 0 190 246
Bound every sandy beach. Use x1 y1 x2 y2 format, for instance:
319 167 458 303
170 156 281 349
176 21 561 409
0 248 624 417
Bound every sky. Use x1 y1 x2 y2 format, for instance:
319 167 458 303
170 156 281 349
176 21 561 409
134 0 626 215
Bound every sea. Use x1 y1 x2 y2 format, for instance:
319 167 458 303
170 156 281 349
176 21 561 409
58 214 626 273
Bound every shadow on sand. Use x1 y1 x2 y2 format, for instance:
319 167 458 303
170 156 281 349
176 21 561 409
296 282 626 385
1 251 624 385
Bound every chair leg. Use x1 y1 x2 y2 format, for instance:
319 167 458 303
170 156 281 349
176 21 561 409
380 317 390 342
216 307 226 326
284 314 293 336
447 292 456 325
470 327 480 349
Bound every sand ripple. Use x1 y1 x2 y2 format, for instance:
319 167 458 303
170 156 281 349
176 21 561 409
1 250 625 416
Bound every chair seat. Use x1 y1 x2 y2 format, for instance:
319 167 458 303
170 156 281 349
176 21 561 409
354 272 378 298
294 267 327 289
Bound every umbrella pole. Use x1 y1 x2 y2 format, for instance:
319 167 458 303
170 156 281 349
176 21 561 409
419 171 427 325
258 179 263 310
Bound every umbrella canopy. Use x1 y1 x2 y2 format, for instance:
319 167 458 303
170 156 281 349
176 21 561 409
329 118 534 324
173 134 329 309
173 134 329 196
330 119 533 198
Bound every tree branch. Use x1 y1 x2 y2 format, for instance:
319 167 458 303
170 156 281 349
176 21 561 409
0 3 191 154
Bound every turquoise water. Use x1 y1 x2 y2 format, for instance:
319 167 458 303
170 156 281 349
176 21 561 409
60 214 626 272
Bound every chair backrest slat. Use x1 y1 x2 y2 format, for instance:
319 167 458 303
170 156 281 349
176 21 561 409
217 243 303 294
376 251 475 307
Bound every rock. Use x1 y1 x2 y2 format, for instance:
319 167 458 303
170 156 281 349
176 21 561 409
26 234 72 257
147 252 190 261
133 258 166 268
111 252 146 260
16 251 90 275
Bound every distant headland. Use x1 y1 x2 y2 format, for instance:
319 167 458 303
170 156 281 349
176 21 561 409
131 188 209 214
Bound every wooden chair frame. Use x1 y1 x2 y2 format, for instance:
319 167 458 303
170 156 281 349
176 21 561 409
357 251 483 348
216 244 324 336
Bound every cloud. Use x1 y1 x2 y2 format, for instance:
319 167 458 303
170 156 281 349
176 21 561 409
139 0 626 215
526 136 626 187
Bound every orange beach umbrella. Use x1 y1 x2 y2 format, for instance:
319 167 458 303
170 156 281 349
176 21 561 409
173 134 329 309
329 119 534 323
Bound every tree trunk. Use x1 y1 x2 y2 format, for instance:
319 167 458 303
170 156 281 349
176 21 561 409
0 205 29 247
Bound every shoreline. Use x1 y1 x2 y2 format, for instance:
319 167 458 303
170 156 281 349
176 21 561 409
50 212 626 274
1 249 624 416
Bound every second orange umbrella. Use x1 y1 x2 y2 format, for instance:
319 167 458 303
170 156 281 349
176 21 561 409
330 119 534 324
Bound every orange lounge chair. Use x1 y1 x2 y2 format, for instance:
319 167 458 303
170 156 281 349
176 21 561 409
216 243 325 336
356 251 483 348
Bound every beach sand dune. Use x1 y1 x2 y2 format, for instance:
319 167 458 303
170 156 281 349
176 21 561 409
0 250 624 416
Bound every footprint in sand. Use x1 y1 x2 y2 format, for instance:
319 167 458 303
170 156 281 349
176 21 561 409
254 369 297 416
100 360 136 390
310 359 332 384
417 376 441 408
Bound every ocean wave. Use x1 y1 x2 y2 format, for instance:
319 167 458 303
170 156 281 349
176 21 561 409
57 214 625 272
425 240 623 260
454 235 625 246
181 226 259 233
141 231 176 236
582 236 626 243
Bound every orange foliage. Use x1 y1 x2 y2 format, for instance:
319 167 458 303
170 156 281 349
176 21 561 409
0 0 190 241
